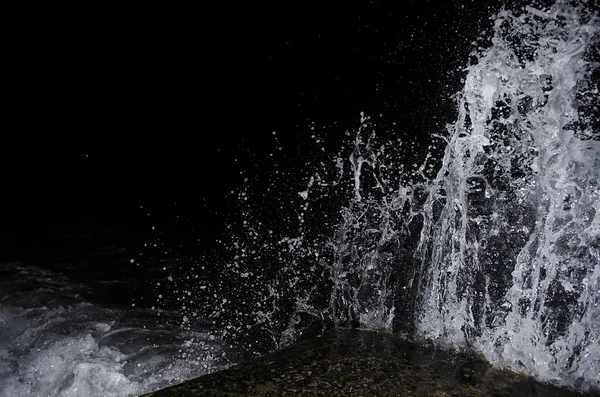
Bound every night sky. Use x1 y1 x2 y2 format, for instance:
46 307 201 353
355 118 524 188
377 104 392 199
3 1 501 262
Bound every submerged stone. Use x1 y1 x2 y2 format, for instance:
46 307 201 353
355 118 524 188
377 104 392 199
141 328 594 397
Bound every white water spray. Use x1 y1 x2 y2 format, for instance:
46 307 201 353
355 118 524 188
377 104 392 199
320 0 599 392
163 0 599 392
412 1 599 391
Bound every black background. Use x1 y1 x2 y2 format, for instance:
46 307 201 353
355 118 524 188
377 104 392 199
2 1 502 262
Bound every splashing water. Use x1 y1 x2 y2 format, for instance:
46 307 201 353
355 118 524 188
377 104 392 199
414 1 599 390
8 2 599 396
325 0 599 391
159 0 598 393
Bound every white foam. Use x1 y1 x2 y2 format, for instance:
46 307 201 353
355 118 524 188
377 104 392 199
0 263 228 397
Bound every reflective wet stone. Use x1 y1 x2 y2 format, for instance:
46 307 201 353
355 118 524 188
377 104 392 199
141 329 594 397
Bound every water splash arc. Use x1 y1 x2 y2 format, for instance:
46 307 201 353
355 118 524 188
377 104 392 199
322 1 599 392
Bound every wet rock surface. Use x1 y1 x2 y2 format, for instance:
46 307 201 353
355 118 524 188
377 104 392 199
141 328 594 397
